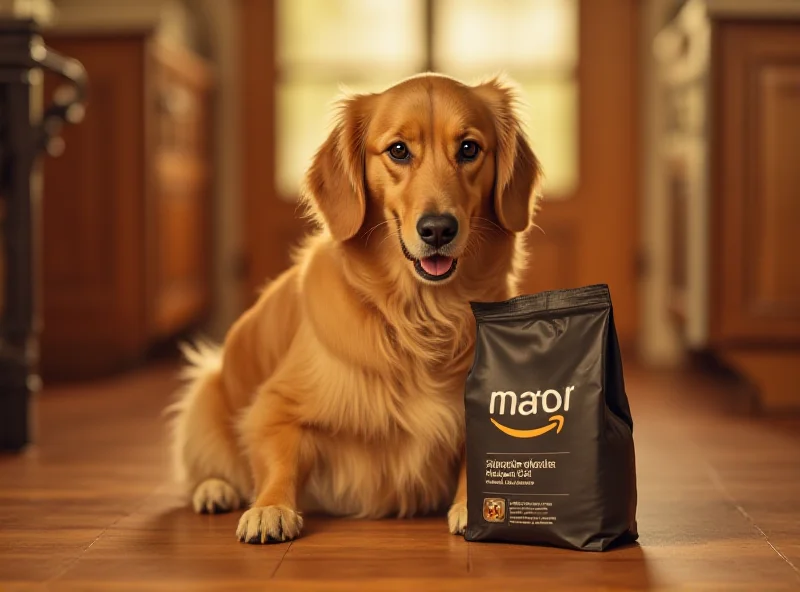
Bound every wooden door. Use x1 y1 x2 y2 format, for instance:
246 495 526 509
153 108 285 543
520 1 640 346
240 0 640 345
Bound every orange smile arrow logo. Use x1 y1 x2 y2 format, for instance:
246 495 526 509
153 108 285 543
490 415 564 438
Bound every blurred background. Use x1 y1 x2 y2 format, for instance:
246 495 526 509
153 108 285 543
2 0 799 429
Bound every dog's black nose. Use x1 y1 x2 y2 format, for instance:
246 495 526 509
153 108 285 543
417 214 458 248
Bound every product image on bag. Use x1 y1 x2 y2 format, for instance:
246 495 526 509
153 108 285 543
464 284 638 551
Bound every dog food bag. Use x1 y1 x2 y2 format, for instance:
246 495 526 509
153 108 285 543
464 284 638 551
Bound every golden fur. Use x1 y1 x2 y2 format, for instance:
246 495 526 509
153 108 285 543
167 73 542 543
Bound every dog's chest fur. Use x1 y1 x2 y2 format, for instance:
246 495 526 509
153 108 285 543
295 317 472 519
283 243 500 519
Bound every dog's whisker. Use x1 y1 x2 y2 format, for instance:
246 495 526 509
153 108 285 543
363 218 397 246
468 224 503 239
378 227 401 250
468 227 492 244
471 217 507 234
463 230 489 259
471 216 545 237
464 235 484 254
364 223 386 244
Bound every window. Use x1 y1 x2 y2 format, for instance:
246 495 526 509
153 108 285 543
276 0 579 201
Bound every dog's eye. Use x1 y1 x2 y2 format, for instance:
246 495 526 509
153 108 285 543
458 140 480 162
387 142 411 162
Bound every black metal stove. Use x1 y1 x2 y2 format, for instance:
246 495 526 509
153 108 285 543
0 17 87 451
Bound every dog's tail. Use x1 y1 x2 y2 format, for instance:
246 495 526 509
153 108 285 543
164 337 226 487
164 338 223 419
176 338 224 383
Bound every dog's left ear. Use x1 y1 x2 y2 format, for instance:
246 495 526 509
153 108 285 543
302 93 372 241
473 76 542 233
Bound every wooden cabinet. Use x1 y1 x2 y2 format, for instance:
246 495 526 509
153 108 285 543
148 43 214 340
40 33 213 379
659 3 800 411
713 23 800 345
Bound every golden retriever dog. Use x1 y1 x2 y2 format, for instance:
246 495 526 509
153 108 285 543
168 72 541 544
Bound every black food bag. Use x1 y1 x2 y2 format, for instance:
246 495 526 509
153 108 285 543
464 284 638 551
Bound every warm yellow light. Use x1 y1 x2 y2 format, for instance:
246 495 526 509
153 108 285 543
519 81 579 197
276 0 580 200
433 0 578 76
278 0 426 71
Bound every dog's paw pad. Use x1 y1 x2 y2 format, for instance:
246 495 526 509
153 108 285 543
448 502 468 535
236 505 303 544
192 478 241 514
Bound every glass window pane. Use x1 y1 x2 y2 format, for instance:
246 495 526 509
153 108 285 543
433 0 578 77
278 0 426 75
276 81 393 199
518 79 579 197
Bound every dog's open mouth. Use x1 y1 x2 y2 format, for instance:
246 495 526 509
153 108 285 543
415 256 457 281
399 236 458 282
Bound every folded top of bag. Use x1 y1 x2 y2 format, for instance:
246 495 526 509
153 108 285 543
470 284 611 322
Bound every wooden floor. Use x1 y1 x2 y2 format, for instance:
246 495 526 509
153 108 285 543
1 361 799 591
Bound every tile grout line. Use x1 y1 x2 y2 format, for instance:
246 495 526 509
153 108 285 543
703 462 800 579
270 539 294 578
44 483 169 585
666 410 800 580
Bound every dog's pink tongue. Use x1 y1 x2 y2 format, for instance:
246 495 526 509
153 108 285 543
420 255 454 276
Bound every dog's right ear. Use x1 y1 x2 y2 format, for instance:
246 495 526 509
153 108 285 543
302 93 372 242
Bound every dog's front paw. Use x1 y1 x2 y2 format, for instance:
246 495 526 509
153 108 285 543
448 502 468 535
236 505 303 544
192 478 241 514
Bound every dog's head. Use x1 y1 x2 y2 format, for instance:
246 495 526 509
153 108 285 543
302 73 541 286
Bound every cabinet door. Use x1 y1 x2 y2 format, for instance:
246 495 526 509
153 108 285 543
713 23 800 345
41 36 148 378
